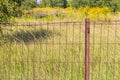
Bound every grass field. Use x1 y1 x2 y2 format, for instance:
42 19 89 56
0 21 120 80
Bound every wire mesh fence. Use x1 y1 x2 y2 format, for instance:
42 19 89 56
0 19 120 80
90 20 120 80
0 21 85 80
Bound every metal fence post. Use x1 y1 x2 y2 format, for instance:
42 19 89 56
85 18 90 80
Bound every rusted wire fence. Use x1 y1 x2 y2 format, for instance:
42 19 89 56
0 19 120 80
90 20 120 80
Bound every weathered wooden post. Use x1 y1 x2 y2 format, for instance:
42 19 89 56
85 18 90 80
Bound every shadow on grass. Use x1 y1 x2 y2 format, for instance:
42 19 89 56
1 29 59 44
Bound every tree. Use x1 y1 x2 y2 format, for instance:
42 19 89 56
21 0 37 10
0 0 14 21
39 0 49 7
63 0 67 8
40 0 67 8
0 0 37 22
71 0 120 12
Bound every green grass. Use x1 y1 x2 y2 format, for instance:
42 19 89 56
0 22 120 80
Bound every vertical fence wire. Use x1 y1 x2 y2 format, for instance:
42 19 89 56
99 23 103 80
78 22 82 80
58 22 61 80
39 22 42 80
113 21 117 80
106 21 109 80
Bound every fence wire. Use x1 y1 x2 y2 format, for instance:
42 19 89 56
0 20 120 80
0 21 85 80
90 20 120 80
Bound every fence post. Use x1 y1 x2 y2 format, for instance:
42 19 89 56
85 18 90 80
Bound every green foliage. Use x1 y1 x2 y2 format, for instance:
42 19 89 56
0 0 14 21
39 0 120 11
40 0 67 8
0 0 26 22
0 0 37 22
71 0 120 12
21 0 37 10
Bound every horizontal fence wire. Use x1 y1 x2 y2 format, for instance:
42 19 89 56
0 20 120 80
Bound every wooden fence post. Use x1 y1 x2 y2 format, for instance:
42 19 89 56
85 18 90 80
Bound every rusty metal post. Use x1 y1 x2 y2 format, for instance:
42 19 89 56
85 18 90 80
